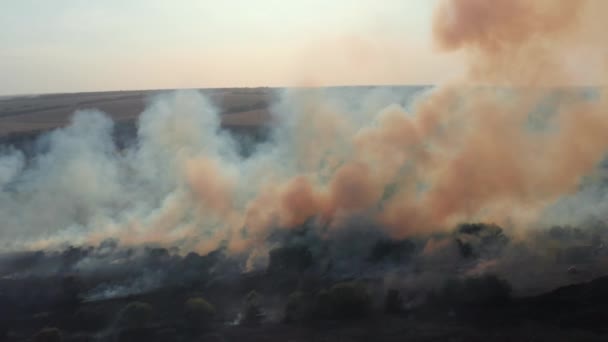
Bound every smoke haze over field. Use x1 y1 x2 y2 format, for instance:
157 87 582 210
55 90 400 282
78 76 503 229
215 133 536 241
0 83 606 256
0 0 607 261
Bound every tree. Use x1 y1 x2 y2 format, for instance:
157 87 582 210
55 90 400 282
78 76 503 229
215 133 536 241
432 275 512 307
117 302 154 329
384 289 404 314
33 327 62 342
242 291 264 325
284 291 314 323
184 297 216 331
315 282 372 319
455 223 509 258
267 245 313 273
368 239 416 264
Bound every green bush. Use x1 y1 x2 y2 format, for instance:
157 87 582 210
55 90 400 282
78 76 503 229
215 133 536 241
33 327 62 342
316 282 372 319
117 302 154 329
184 297 216 327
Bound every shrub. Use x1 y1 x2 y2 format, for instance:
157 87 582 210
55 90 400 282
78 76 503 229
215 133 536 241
117 301 154 329
284 291 314 323
242 291 264 325
184 297 216 328
314 289 332 318
71 307 110 331
316 282 372 319
267 245 313 273
368 239 416 264
33 327 62 342
455 223 509 258
434 275 512 307
59 275 83 310
384 289 404 314
455 238 475 258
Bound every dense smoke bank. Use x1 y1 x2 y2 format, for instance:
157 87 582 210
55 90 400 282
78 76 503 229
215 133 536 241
0 0 607 260
0 83 605 255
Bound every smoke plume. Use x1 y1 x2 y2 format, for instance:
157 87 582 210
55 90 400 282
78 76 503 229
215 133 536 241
0 0 607 259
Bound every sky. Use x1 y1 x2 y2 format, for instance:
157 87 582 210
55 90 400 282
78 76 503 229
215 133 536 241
0 0 463 95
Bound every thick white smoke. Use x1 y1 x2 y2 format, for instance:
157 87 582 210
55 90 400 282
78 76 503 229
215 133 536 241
0 91 227 251
0 88 429 253
0 85 607 256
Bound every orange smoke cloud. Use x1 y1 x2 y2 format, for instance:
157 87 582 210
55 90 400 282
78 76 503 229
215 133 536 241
175 0 607 252
186 158 235 218
91 0 607 254
433 0 585 53
371 0 608 232
249 0 607 238
433 0 593 85
327 162 381 213
278 175 324 227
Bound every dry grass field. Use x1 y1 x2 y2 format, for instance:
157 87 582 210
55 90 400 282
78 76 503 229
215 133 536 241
0 88 273 138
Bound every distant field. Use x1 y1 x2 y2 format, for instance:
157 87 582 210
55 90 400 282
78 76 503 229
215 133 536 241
0 88 274 138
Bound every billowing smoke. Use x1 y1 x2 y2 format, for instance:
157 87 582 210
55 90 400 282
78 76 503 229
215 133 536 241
432 0 605 85
0 0 607 266
0 85 604 255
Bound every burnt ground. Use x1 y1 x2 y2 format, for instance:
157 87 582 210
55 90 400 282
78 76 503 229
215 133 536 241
1 237 608 342
2 88 608 341
0 200 604 342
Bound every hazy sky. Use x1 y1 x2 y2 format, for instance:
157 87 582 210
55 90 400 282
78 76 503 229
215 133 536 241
0 0 462 95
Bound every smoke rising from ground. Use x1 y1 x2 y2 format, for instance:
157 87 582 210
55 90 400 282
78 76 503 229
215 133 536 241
433 0 605 85
0 0 607 261
0 84 605 255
